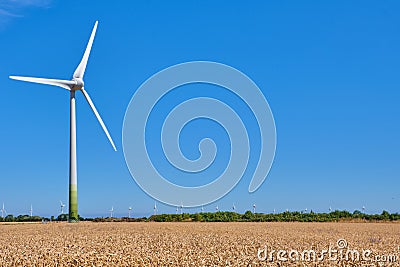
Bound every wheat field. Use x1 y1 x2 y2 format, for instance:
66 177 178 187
0 222 399 266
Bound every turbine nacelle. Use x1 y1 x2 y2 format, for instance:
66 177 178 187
71 78 84 91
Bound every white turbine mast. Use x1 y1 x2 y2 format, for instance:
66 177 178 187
10 21 116 222
153 202 157 215
1 203 6 218
60 201 66 214
215 205 219 212
109 206 114 218
29 204 33 217
180 202 183 214
201 206 204 212
128 207 132 218
232 203 236 211
253 204 256 213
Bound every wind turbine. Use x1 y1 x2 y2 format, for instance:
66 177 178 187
201 206 204 212
153 202 157 215
109 206 114 218
29 204 33 217
60 201 66 214
232 203 236 212
362 206 366 213
329 206 332 213
10 21 116 222
128 207 132 218
180 202 183 214
253 204 256 213
215 205 219 212
1 203 6 218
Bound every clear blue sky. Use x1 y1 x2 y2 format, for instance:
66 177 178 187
0 1 399 218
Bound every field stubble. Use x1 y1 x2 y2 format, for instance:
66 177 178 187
0 222 399 266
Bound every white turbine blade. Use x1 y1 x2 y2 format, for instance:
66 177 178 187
81 88 117 151
10 76 73 90
73 21 98 79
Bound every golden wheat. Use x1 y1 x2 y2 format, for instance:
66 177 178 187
0 222 398 266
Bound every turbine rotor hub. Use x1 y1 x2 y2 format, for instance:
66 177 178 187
72 78 84 90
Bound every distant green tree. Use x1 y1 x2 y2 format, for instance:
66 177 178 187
243 211 254 221
5 214 14 222
16 215 30 222
57 214 68 221
381 210 390 220
353 210 362 215
192 213 203 222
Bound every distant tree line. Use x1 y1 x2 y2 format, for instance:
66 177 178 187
0 214 44 222
1 210 399 223
147 210 400 222
0 214 86 222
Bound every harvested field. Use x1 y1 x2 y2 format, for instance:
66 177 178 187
0 222 399 266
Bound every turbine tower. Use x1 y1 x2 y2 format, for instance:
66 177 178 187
10 21 116 222
253 204 256 213
153 202 157 215
1 203 6 218
109 206 114 218
128 207 132 218
29 204 33 217
232 203 236 212
60 201 66 214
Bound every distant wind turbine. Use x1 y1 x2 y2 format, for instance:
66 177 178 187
154 202 157 215
29 204 33 217
10 21 116 222
180 202 183 214
232 203 236 211
109 206 114 218
1 203 6 218
60 201 66 214
128 207 132 218
215 205 219 212
201 206 204 212
253 204 256 213
329 206 332 212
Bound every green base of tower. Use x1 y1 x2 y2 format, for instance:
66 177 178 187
69 185 78 223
